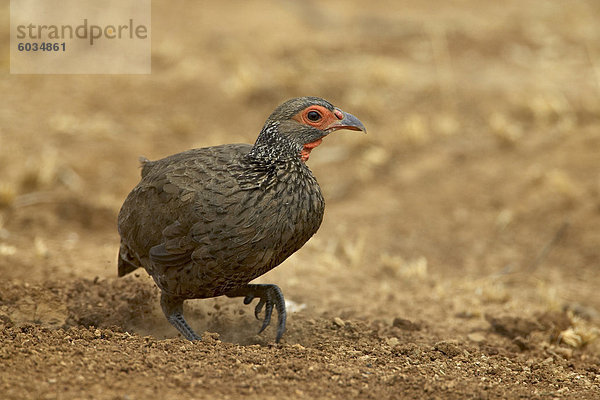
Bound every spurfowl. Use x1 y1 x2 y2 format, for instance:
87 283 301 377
117 97 365 342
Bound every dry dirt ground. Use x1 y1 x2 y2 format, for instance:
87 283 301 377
1 1 600 399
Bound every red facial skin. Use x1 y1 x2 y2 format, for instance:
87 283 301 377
292 105 343 162
299 138 322 162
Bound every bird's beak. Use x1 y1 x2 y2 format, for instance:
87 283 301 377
325 108 367 134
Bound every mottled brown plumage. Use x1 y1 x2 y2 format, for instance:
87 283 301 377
117 97 365 342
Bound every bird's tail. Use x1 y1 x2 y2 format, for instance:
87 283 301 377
118 245 140 277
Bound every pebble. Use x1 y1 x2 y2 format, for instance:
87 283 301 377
434 341 462 358
392 317 420 331
467 332 486 343
553 347 573 359
540 356 554 366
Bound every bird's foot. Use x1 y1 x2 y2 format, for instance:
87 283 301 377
161 293 201 341
227 284 286 343
167 313 202 341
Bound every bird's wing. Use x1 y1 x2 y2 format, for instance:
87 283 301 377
122 144 254 272
149 220 197 268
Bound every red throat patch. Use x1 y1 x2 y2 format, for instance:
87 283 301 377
300 138 323 162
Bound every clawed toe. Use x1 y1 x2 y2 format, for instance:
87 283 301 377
243 294 255 305
254 297 265 320
227 283 287 342
257 299 273 334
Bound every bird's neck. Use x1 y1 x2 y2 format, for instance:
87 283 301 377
238 149 313 191
248 121 303 163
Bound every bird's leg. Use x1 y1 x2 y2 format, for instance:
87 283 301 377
226 284 287 343
160 292 201 341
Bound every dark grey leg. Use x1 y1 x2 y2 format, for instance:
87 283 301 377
160 293 201 341
226 284 287 343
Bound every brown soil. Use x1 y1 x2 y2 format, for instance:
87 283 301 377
1 1 600 399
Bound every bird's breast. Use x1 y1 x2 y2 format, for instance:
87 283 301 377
227 164 324 276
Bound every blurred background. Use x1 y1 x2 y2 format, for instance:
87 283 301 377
0 0 599 348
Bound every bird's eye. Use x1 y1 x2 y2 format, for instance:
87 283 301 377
307 110 322 122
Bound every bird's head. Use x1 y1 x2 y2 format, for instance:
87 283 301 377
250 97 366 162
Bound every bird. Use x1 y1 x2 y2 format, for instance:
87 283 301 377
117 97 366 343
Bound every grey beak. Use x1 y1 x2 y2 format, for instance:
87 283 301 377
327 109 367 134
